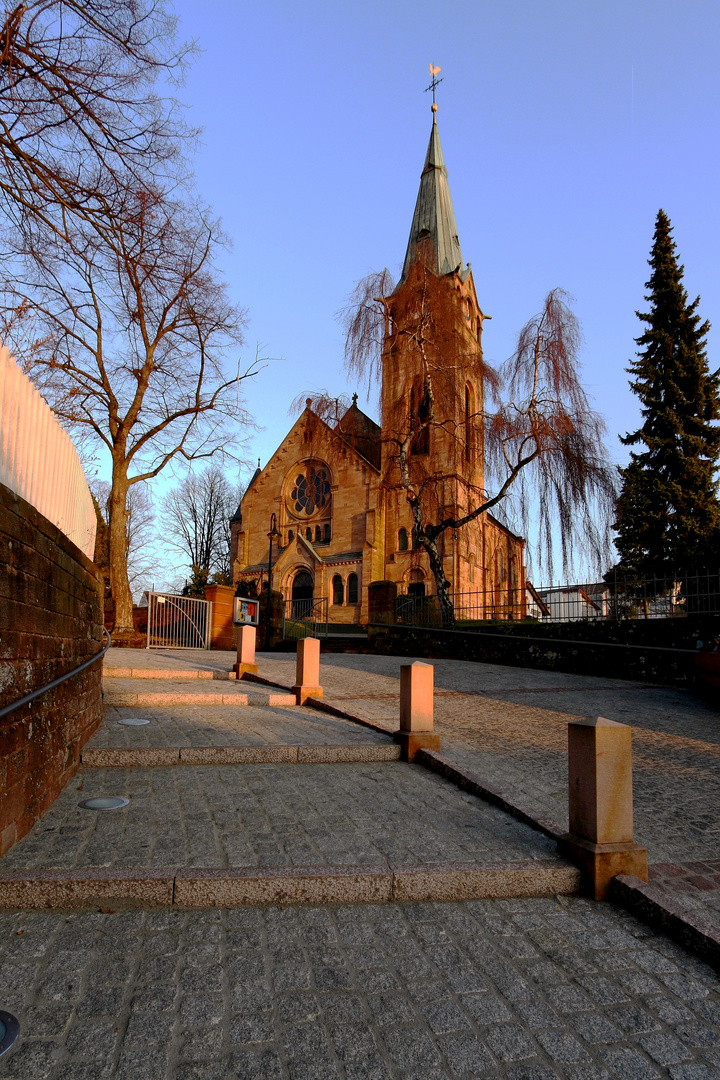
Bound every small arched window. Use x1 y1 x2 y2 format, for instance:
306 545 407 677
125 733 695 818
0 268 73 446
398 528 408 551
315 525 322 542
412 525 421 550
324 523 331 541
287 529 294 542
347 573 359 605
332 574 344 606
306 527 312 541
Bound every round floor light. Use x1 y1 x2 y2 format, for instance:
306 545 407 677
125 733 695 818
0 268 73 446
78 796 129 811
117 718 150 726
0 1011 19 1058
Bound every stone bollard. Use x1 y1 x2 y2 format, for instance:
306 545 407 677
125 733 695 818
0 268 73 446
394 661 440 762
293 637 323 705
233 625 258 678
558 716 647 900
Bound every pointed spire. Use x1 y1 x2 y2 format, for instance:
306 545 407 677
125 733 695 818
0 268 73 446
401 116 465 281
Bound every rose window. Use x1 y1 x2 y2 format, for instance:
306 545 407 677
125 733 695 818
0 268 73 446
291 467 331 515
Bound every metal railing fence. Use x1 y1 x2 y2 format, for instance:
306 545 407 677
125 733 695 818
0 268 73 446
282 597 329 640
395 570 720 628
146 592 212 649
0 344 96 559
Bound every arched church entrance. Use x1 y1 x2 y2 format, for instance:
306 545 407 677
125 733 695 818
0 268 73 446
291 569 314 618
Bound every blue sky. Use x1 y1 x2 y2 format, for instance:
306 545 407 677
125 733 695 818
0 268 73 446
148 0 720 580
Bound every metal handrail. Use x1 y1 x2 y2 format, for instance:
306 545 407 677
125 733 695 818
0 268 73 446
0 626 111 720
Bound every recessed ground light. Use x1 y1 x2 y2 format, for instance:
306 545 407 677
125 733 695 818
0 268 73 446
117 718 150 726
78 797 129 810
0 1011 19 1058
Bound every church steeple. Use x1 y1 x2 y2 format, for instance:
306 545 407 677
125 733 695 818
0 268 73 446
401 116 465 281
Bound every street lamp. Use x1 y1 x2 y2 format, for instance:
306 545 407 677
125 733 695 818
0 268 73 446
265 512 281 649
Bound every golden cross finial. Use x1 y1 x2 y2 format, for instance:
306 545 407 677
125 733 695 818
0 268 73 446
425 64 443 112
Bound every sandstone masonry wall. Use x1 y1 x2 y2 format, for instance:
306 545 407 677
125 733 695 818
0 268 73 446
0 481 103 856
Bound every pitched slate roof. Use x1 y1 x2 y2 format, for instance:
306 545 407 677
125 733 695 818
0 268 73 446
401 117 465 281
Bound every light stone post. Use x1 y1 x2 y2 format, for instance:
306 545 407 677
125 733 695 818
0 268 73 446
394 661 440 761
293 637 323 705
558 716 647 899
233 625 258 678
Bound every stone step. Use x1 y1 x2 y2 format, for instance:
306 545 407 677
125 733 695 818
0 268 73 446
104 666 237 681
80 744 402 767
0 860 580 909
103 677 296 707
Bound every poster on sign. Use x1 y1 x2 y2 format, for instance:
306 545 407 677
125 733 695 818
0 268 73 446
232 597 260 626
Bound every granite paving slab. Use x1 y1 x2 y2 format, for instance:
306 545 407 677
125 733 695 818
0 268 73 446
0 896 719 1079
0 763 561 873
103 676 295 707
104 647 238 675
91 703 392 748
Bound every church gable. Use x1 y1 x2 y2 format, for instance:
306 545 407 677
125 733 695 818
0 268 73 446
234 404 381 616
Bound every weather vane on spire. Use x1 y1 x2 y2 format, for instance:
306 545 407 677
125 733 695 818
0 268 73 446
425 64 443 113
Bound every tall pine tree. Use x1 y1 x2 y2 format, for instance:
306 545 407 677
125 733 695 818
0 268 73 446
615 210 720 574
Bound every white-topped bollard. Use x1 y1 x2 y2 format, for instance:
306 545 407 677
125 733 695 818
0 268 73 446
293 637 323 705
558 716 647 899
233 624 258 678
394 661 440 761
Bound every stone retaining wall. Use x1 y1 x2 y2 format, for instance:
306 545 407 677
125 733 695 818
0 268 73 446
0 481 103 855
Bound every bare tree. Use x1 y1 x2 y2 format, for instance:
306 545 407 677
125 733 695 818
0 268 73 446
0 1 194 238
92 477 159 600
340 276 616 627
161 465 241 586
1 187 258 635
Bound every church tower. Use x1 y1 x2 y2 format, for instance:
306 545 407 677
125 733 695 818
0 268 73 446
381 105 491 595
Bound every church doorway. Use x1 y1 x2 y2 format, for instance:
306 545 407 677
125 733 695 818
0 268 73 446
291 569 314 618
407 569 426 598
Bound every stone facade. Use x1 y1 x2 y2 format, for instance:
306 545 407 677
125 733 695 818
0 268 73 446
232 116 525 624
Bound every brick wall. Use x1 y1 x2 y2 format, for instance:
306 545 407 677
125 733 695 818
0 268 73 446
0 481 104 856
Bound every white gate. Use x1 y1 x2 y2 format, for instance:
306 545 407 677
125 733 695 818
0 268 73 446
146 592 212 649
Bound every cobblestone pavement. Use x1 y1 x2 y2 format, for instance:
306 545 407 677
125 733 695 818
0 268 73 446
91 705 389 748
1 896 719 1080
251 653 720 924
0 763 559 873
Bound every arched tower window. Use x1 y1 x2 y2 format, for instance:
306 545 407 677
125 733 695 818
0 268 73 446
332 575 344 606
324 524 331 541
410 377 430 455
464 383 474 463
347 573 359 605
398 528 408 551
315 525 322 543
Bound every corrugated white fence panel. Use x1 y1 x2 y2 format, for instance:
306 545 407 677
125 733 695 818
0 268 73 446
0 344 96 560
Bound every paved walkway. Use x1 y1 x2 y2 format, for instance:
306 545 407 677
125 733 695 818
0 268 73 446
0 646 718 1078
252 651 720 926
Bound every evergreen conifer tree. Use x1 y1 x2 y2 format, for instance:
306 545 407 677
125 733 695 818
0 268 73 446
615 209 720 574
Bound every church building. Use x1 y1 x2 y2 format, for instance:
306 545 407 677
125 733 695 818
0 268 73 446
231 108 525 625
